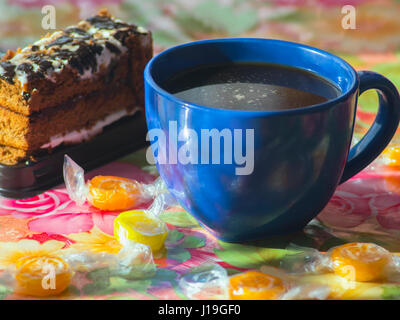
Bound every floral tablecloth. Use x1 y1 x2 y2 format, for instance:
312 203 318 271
0 0 400 300
0 147 400 300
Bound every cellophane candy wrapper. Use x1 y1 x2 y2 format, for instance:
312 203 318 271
257 267 331 300
279 283 331 300
280 244 333 274
63 240 156 280
178 264 229 300
114 241 156 279
280 242 400 283
63 155 177 214
177 263 330 300
229 266 330 300
0 240 156 297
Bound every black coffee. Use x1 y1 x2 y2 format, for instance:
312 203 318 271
162 62 340 111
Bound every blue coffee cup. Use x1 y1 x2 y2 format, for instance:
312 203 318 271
144 38 400 242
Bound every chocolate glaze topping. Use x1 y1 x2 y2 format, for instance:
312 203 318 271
16 63 34 73
0 11 148 94
45 35 74 49
0 61 16 84
105 41 121 54
86 15 128 30
64 27 89 37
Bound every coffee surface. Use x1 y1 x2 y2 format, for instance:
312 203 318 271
162 62 340 111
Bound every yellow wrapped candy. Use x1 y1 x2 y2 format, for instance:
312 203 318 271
114 210 168 255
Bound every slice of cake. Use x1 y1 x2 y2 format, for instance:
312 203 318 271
0 9 152 165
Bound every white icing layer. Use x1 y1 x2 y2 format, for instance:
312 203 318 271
40 108 139 149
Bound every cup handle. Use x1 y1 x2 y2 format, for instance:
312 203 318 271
340 71 400 184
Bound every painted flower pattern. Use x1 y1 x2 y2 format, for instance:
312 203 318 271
318 170 400 230
0 189 94 235
0 0 399 300
0 239 65 269
0 190 73 218
67 226 122 254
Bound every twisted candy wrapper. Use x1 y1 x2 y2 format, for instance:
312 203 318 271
0 240 156 297
63 155 177 215
177 263 330 300
280 243 400 283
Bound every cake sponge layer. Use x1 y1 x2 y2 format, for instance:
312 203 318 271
0 144 31 166
0 82 139 151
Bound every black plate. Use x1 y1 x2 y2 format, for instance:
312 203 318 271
0 112 148 199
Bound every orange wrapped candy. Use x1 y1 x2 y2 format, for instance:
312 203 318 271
64 155 173 212
15 256 73 297
87 176 143 211
229 271 286 300
282 242 398 285
330 243 392 282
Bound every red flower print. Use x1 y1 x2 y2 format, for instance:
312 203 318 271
0 190 73 218
318 170 400 231
318 190 372 228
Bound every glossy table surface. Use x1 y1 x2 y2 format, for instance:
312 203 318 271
0 0 400 300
